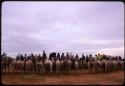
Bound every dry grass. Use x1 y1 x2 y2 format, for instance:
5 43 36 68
1 70 124 85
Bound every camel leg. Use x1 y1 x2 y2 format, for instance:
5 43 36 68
50 65 52 73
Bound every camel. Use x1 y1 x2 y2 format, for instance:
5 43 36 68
67 59 72 72
56 59 60 73
44 58 53 73
93 60 102 73
25 59 33 74
60 59 64 71
36 60 45 74
74 60 79 71
88 60 94 73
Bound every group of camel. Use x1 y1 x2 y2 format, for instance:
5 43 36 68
1 51 124 74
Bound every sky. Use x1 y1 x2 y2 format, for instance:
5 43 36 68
2 1 124 58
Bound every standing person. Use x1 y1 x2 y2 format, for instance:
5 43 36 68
43 50 47 60
16 54 19 61
95 54 99 60
75 54 79 61
57 53 60 60
66 52 69 59
38 54 42 61
24 54 27 60
61 53 65 60
23 54 27 72
20 54 24 61
97 54 101 61
31 53 36 73
82 53 85 61
102 54 106 60
88 54 93 61
86 55 89 63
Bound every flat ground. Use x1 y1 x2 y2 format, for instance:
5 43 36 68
1 70 124 85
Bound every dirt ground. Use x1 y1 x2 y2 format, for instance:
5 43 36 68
1 70 124 85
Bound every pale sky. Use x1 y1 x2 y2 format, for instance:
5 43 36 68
2 1 124 58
